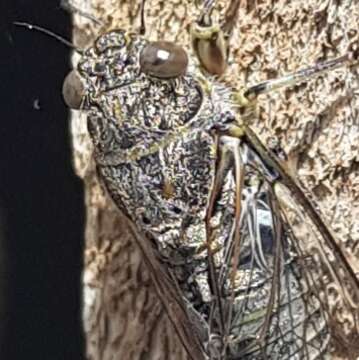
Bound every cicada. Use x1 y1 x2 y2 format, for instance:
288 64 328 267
27 0 358 358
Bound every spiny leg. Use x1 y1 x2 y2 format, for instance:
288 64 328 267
211 136 246 356
232 47 359 146
205 134 229 347
192 0 241 75
223 138 244 352
243 50 359 100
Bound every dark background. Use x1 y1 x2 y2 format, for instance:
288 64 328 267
0 1 85 359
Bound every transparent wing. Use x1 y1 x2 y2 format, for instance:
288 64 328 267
205 130 359 359
125 218 208 360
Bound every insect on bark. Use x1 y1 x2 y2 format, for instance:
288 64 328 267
16 0 359 359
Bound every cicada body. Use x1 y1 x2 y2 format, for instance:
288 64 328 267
69 23 359 359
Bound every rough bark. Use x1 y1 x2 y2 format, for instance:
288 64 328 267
69 1 359 359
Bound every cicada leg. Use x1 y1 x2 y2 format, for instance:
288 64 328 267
191 0 241 76
220 136 245 350
242 51 358 100
205 134 230 339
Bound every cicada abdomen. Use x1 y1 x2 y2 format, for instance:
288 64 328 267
59 0 359 359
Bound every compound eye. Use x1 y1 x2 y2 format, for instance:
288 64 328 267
139 41 188 79
62 70 85 109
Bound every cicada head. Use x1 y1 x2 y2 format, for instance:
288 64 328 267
63 30 208 164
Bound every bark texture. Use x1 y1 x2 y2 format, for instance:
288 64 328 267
69 1 359 359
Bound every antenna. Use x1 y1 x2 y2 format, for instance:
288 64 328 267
60 0 104 27
14 21 84 55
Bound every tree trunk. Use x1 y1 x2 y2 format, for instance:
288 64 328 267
70 1 359 359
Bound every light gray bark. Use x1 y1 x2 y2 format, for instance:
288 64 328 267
69 1 359 359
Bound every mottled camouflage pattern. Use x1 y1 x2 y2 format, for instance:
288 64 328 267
74 29 340 359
